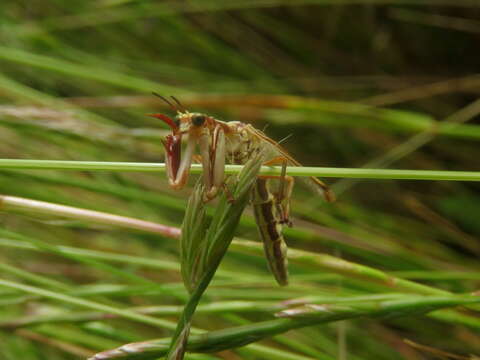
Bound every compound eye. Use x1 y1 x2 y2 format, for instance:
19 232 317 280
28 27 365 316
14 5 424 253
192 114 206 126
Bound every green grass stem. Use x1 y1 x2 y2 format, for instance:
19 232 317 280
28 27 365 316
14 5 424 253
0 159 478 181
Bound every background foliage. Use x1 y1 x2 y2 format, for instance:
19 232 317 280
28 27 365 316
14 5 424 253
1 1 480 359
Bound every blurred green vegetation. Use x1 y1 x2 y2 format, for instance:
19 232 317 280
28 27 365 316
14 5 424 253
1 1 480 359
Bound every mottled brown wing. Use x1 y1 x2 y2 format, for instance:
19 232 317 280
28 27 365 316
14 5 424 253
245 125 335 202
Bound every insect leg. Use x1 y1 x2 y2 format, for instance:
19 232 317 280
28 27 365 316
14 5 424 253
204 125 226 201
262 156 294 226
198 132 212 192
168 134 196 190
150 112 195 190
277 166 294 227
212 126 226 190
162 134 181 185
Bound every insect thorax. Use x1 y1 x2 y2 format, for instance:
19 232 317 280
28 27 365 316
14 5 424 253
224 122 262 164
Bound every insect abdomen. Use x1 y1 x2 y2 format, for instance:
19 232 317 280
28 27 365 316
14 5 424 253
252 179 289 286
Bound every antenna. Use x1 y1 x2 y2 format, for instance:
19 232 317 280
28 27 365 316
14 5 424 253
152 92 177 112
170 95 187 113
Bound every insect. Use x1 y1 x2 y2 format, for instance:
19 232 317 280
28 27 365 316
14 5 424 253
150 95 335 286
